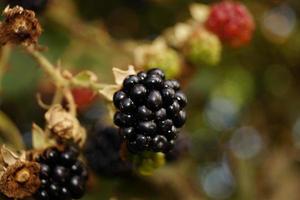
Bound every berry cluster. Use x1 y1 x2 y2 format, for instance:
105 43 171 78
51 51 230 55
113 68 187 154
34 146 88 200
85 126 132 177
205 1 255 47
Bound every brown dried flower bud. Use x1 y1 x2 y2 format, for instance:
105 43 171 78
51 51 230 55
0 161 40 199
0 6 42 46
45 105 86 145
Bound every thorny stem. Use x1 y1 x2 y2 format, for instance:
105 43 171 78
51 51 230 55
25 46 66 87
63 88 76 116
24 46 106 115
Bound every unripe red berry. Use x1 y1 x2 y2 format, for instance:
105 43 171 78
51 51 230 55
71 88 96 109
205 1 255 47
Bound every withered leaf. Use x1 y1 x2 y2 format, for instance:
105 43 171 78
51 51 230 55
1 145 19 166
32 123 55 149
113 65 136 86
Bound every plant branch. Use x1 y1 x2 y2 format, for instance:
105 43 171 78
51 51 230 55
25 46 66 87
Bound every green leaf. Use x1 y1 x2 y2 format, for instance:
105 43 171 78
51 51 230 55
73 70 98 85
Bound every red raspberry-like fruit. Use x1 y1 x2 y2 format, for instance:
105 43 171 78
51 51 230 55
72 88 96 109
205 1 255 47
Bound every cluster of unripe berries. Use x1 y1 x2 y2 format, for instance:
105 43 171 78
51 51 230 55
34 146 88 200
205 0 255 47
113 68 187 154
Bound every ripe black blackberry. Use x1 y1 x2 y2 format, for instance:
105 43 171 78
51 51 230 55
113 68 187 154
84 126 132 177
34 146 88 200
3 0 49 13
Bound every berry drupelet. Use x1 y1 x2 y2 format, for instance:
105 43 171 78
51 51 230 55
84 126 132 177
113 68 187 154
205 0 255 47
34 146 88 200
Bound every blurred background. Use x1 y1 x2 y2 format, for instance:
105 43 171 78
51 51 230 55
1 0 300 199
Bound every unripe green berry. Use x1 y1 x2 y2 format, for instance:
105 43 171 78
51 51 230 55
185 29 222 67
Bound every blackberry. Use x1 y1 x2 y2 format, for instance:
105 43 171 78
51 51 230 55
3 0 49 13
34 146 88 200
113 68 187 154
84 127 132 177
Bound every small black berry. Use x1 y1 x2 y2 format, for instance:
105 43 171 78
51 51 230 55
137 71 147 82
40 179 49 188
171 80 180 90
138 121 157 135
69 176 85 199
60 187 71 200
137 105 153 121
113 91 127 109
167 100 181 116
35 189 49 200
44 148 59 164
119 98 136 113
175 91 187 108
49 183 59 197
123 75 139 91
147 68 165 79
120 127 135 140
60 151 76 166
40 164 51 178
130 84 147 104
155 108 167 121
53 166 69 183
158 119 173 132
152 135 168 152
136 134 148 150
145 75 163 89
161 88 176 105
173 110 187 128
146 90 163 111
113 111 134 127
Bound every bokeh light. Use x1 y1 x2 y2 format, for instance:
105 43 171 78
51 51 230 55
261 4 296 43
199 159 235 199
204 97 239 131
229 126 263 159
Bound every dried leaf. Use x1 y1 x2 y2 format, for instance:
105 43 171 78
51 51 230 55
190 3 210 23
113 65 136 86
99 84 120 101
1 145 19 165
32 123 54 149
